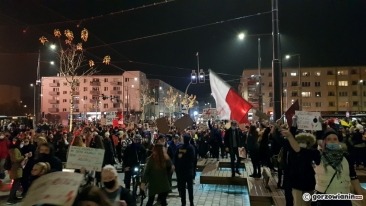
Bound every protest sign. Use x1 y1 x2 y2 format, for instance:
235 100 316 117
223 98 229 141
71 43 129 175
295 111 322 131
105 111 116 125
66 146 105 171
174 115 194 131
202 108 218 120
156 117 169 134
22 172 83 206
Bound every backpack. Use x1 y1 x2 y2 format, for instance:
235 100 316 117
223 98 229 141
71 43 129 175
4 155 12 170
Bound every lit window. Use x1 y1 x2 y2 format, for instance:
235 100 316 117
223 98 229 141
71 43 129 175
338 81 348 86
290 72 297 77
302 92 311 97
315 72 321 76
337 70 348 76
302 72 310 77
327 81 335 86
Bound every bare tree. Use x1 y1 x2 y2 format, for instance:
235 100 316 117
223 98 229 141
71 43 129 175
39 29 110 132
181 94 197 113
163 87 179 122
140 82 154 120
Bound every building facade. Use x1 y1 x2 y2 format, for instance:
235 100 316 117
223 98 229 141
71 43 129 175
41 71 149 122
40 71 184 123
239 66 366 115
147 79 185 120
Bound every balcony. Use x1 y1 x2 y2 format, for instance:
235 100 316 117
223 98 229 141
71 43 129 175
113 103 121 108
110 81 122 86
110 90 122 95
48 108 59 113
49 83 60 87
71 91 80 96
73 100 80 104
48 99 59 104
48 91 60 96
90 81 101 86
90 90 100 95
90 99 98 103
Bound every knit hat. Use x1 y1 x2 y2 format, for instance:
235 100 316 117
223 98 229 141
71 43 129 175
322 128 338 140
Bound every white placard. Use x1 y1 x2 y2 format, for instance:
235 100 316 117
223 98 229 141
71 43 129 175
202 108 218 119
105 111 116 125
295 111 322 131
66 146 105 172
22 172 83 206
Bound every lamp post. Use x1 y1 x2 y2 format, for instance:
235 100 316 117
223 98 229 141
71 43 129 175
237 33 262 113
285 54 301 110
36 44 56 125
30 83 36 128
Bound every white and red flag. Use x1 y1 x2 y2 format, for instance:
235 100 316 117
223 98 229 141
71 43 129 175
209 70 253 123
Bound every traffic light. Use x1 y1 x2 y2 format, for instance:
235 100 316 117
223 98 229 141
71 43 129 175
199 69 205 83
191 70 197 84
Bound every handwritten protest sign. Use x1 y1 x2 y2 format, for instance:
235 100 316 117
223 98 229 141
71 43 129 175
66 146 105 171
106 111 116 125
202 108 218 120
295 111 322 131
22 172 83 206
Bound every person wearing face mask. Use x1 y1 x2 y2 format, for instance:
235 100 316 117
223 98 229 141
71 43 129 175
34 142 63 173
313 129 364 206
224 121 245 177
122 134 147 190
101 165 135 206
281 130 321 206
0 132 10 179
20 138 36 196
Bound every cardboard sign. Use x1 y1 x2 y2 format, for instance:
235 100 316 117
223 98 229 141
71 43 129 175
174 115 194 132
156 117 169 134
21 172 83 206
202 108 218 119
295 111 322 131
66 146 105 172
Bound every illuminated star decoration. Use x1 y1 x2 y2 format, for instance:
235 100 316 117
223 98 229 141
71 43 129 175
81 28 88 42
54 29 61 38
64 29 74 45
103 55 111 65
76 43 83 51
39 36 48 45
89 60 95 67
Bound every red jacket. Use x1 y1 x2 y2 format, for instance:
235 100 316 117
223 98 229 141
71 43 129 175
0 139 10 159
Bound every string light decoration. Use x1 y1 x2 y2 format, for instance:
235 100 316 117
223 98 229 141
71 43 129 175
39 28 111 132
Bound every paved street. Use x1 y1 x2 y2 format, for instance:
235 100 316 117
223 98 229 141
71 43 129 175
0 171 250 206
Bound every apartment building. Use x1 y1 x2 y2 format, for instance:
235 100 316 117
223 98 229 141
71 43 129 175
239 66 366 115
41 71 148 122
41 71 185 122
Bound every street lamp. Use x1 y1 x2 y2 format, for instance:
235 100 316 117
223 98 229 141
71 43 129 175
36 44 57 124
285 53 301 110
238 33 262 113
238 33 245 40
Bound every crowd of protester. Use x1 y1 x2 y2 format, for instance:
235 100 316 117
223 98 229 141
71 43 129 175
0 117 366 206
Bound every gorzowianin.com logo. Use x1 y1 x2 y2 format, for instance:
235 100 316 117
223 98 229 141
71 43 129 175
302 193 363 202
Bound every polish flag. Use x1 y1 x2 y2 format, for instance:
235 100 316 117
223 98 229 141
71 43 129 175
209 70 253 123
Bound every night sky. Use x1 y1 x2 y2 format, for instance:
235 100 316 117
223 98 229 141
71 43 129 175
0 0 366 106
